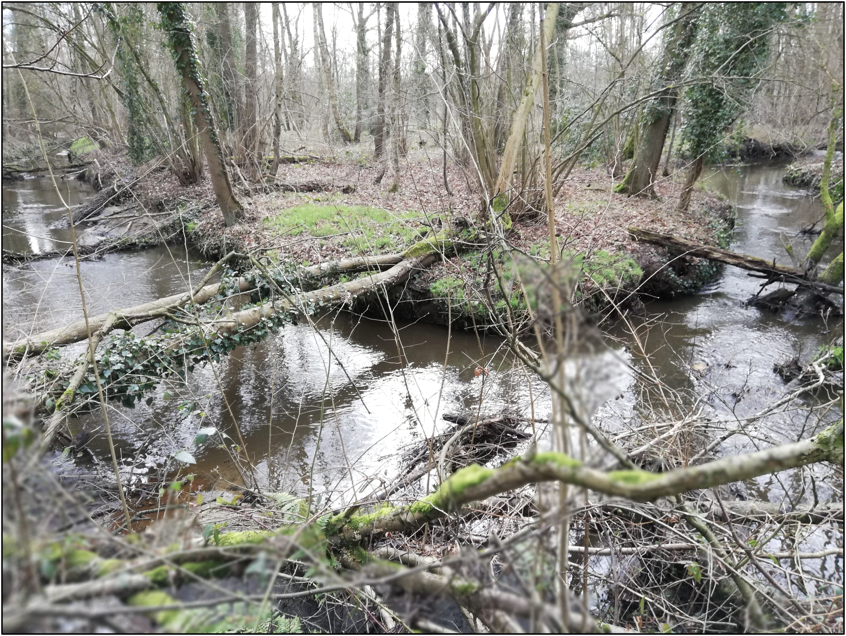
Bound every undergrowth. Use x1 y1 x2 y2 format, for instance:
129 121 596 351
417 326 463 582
263 204 427 253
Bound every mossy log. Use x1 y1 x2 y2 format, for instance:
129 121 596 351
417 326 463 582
5 418 840 631
4 251 421 360
323 419 842 544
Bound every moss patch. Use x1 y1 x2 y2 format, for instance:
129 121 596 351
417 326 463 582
607 469 662 485
182 559 229 578
531 452 583 469
144 565 172 585
427 464 494 510
127 589 180 626
402 231 453 258
70 137 97 156
264 204 424 253
214 529 276 546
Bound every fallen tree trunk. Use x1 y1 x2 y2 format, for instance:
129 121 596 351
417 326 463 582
3 253 246 359
27 235 452 416
196 253 438 340
301 253 403 277
323 419 843 545
50 177 141 229
628 227 844 295
4 278 252 360
3 244 107 266
270 179 355 194
3 253 414 359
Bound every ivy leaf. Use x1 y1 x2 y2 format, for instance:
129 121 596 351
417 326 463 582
686 562 702 583
173 450 196 464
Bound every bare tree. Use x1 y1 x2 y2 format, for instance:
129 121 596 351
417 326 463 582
375 3 396 159
314 3 352 144
158 2 242 226
270 3 283 176
352 3 373 143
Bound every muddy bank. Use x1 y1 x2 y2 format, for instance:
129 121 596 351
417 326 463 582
782 154 845 197
723 136 803 161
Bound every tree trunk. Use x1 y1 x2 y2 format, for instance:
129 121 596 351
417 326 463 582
413 3 432 129
389 7 402 192
158 3 242 227
375 3 396 159
804 100 844 272
492 3 560 226
353 3 369 143
4 252 411 359
243 2 258 165
677 155 704 212
214 3 240 134
4 274 251 359
818 252 844 286
617 5 700 197
314 3 352 144
281 4 302 129
434 3 497 194
628 227 844 295
493 4 523 152
271 4 283 176
662 108 679 176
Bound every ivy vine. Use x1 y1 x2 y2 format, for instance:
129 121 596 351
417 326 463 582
680 4 789 162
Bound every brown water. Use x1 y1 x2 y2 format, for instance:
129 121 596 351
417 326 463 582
2 166 841 508
2 174 94 254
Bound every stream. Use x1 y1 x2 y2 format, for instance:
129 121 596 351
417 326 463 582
2 165 842 556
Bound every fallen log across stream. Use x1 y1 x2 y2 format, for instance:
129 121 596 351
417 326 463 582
3 253 408 359
12 233 455 437
628 227 844 295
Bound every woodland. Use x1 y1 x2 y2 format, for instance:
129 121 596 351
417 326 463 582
1 2 844 633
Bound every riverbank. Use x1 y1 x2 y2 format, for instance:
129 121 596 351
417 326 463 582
4 146 842 635
782 153 845 198
4 146 733 327
35 143 735 330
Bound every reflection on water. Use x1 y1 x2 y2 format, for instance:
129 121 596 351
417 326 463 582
4 163 840 509
74 312 630 498
2 247 211 339
602 160 842 503
2 176 95 254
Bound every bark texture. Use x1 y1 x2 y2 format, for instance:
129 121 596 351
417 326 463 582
617 5 700 197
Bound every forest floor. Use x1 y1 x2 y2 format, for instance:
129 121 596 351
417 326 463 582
125 141 735 326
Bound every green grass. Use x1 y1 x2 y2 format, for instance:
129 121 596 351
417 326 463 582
814 344 844 371
263 204 425 253
578 250 643 287
70 137 97 155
